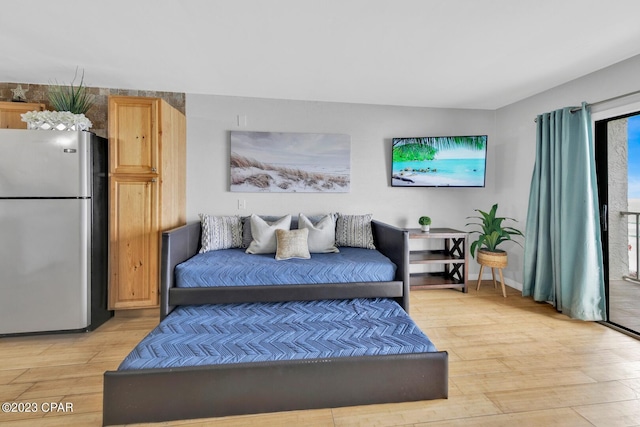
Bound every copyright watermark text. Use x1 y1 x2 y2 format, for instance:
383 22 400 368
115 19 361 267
2 401 74 413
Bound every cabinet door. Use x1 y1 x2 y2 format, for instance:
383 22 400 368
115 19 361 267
0 102 45 129
109 175 159 309
108 97 158 174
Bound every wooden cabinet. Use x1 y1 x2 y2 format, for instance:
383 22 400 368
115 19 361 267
0 101 45 129
109 98 157 174
108 96 186 310
109 176 159 308
408 228 468 292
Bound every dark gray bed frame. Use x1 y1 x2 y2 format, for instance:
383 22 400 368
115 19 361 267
102 220 448 426
159 220 412 318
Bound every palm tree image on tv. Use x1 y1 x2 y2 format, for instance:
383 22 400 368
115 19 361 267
392 135 487 187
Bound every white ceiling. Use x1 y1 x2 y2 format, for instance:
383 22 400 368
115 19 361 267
2 0 640 109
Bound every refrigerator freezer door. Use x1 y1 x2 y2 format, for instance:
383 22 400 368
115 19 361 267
0 129 91 198
0 198 90 334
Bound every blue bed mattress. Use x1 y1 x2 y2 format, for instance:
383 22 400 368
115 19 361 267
118 298 437 370
174 247 397 288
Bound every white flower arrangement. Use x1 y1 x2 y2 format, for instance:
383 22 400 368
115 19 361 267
21 110 93 131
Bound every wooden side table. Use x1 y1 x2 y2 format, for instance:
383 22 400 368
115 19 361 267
407 228 468 292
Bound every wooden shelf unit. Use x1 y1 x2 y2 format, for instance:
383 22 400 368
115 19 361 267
407 228 468 292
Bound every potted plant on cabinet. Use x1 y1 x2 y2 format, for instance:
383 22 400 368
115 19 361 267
47 68 95 115
419 216 431 232
466 204 523 296
21 67 94 131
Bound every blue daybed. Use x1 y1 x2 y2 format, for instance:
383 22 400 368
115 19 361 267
102 215 448 426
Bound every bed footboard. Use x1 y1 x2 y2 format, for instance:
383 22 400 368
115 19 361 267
372 220 410 311
103 351 447 426
169 281 403 307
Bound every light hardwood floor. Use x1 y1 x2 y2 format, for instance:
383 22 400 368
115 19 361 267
1 283 639 426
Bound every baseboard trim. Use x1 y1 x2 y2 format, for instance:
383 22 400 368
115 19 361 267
114 308 160 318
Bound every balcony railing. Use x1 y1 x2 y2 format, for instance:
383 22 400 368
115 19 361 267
621 211 640 283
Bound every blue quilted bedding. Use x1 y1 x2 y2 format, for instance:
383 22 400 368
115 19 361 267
118 298 437 370
175 247 397 288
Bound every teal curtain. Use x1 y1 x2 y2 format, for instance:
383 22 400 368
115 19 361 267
523 103 606 321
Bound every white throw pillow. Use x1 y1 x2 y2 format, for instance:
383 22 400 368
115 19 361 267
275 228 311 260
298 213 339 253
335 213 376 249
241 215 282 248
198 214 243 253
246 214 292 254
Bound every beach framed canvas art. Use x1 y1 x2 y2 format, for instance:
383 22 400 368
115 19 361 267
230 131 351 193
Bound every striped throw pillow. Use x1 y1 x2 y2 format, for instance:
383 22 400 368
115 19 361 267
199 214 243 252
335 214 376 249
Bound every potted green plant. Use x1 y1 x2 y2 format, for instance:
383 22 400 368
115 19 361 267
418 216 431 232
22 68 95 131
48 68 95 115
466 203 523 268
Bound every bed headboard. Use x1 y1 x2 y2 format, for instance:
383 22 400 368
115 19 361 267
160 222 201 319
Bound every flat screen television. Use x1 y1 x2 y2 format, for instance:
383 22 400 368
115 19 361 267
391 135 487 187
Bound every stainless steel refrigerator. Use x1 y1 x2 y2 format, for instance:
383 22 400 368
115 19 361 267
0 129 112 335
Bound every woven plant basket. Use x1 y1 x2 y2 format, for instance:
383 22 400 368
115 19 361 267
477 249 508 268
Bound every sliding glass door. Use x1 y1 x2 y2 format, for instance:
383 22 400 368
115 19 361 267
595 112 640 336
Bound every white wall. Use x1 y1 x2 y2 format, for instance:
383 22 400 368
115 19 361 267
183 53 640 291
184 94 495 259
